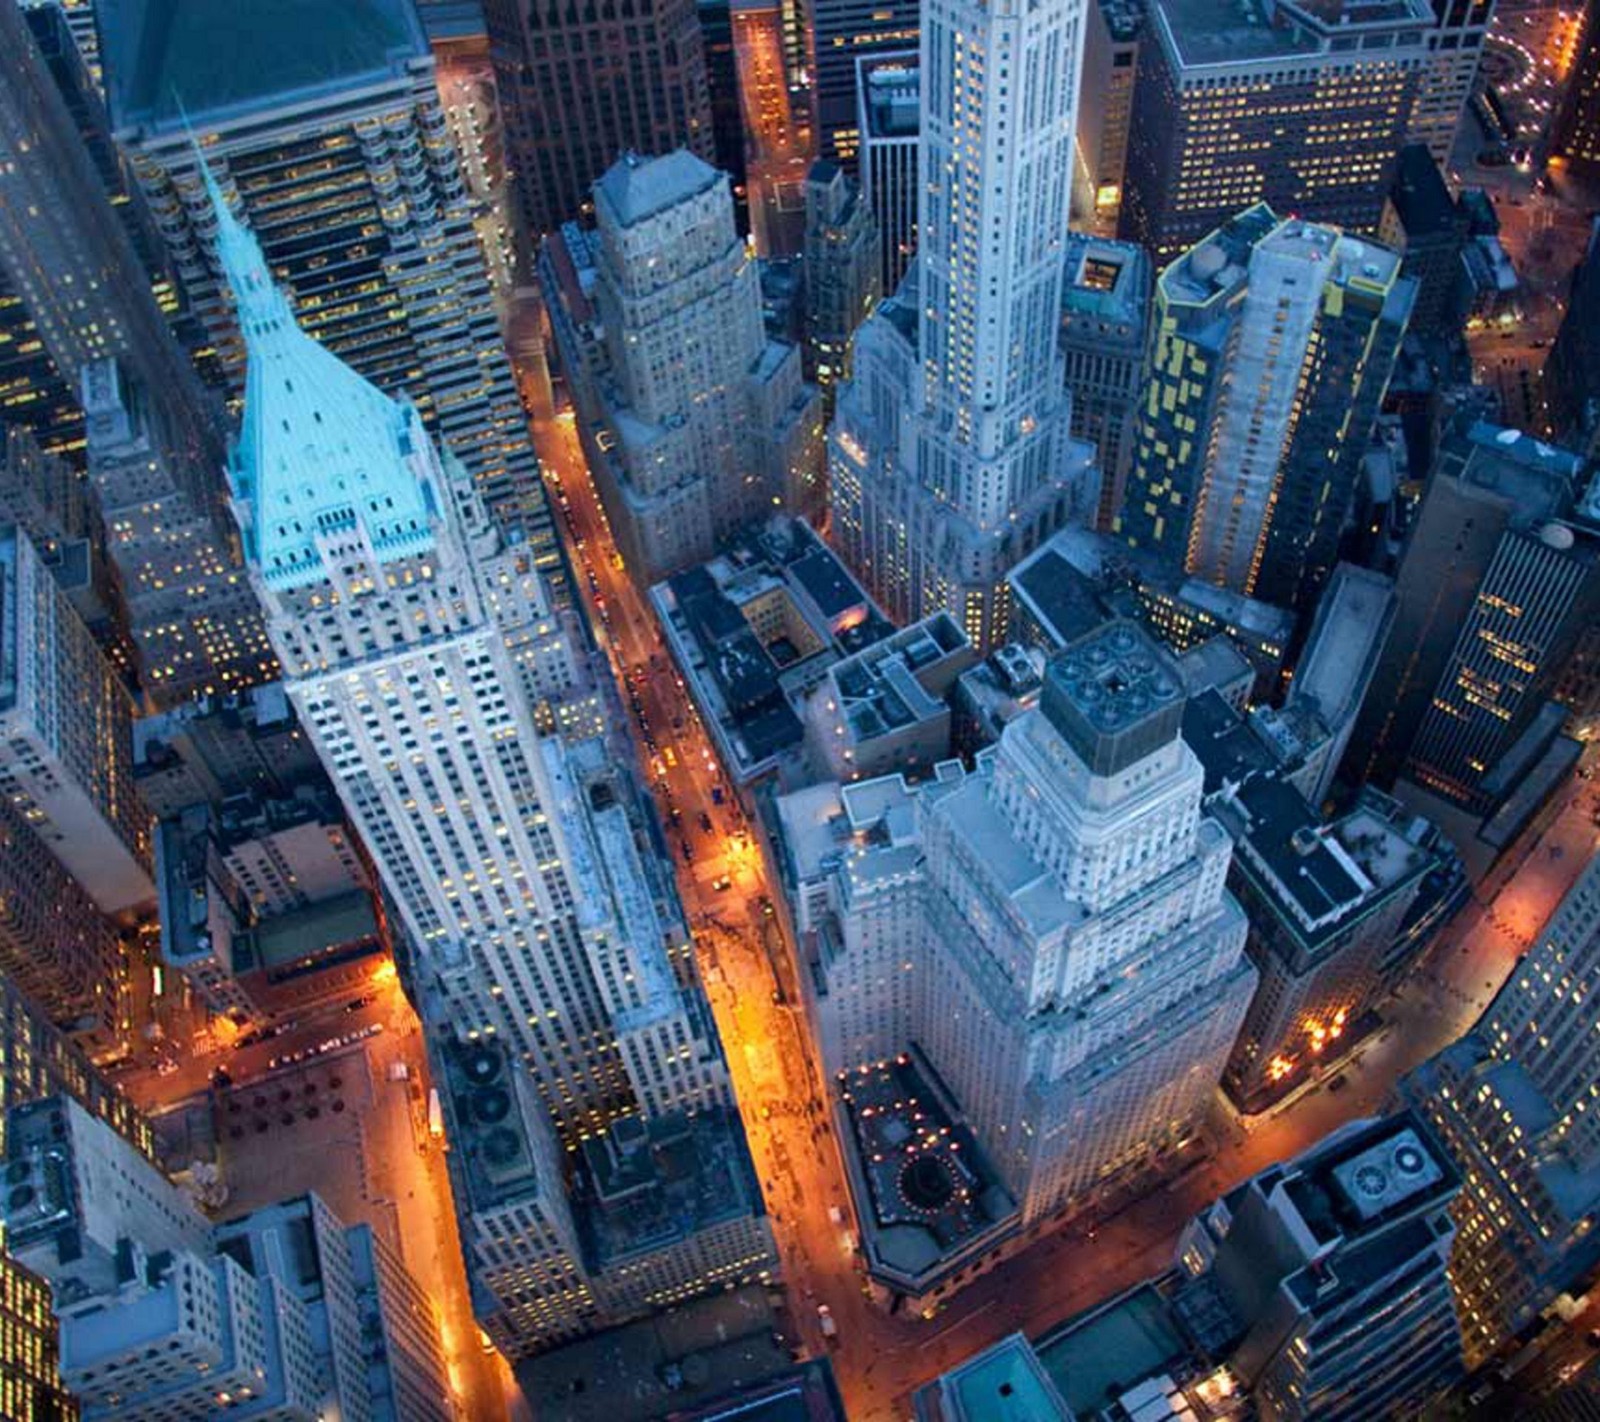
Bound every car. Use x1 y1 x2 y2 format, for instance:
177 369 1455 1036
681 842 694 862
1588 1328 1600 1347
712 876 731 892
1328 1075 1349 1093
699 811 714 833
344 995 372 1013
155 1059 181 1077
711 785 725 805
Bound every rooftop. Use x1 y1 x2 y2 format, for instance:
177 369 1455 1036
859 52 920 139
99 0 428 132
1041 622 1186 777
597 150 723 229
1154 0 1430 70
1061 235 1151 328
921 1334 1074 1421
575 1108 764 1271
1289 563 1395 729
837 1054 1015 1285
1037 1284 1193 1417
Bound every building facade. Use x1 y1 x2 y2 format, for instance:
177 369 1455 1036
483 0 715 236
1214 777 1433 1112
1552 0 1600 179
1115 207 1414 613
810 0 920 169
1073 0 1145 234
1410 0 1495 166
803 160 880 422
856 53 919 296
0 524 153 917
548 151 821 583
1542 218 1600 459
1400 849 1600 1364
1120 0 1429 263
0 983 152 1422
1351 422 1600 812
829 0 1099 652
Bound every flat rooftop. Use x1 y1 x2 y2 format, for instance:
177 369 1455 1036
1037 1285 1192 1417
99 0 428 131
1155 0 1429 69
837 1054 1014 1284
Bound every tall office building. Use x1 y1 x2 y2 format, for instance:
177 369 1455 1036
83 357 276 705
0 987 152 1422
1059 234 1149 532
1381 143 1473 336
1073 0 1145 233
483 0 715 237
803 161 880 421
4 1096 451 1422
1410 0 1495 166
1120 0 1430 263
829 0 1099 652
0 1 191 466
212 175 773 1352
1400 850 1600 1364
98 0 553 569
855 52 919 295
1552 0 1600 179
1 525 153 917
0 1 269 702
1115 207 1414 613
553 151 820 583
1213 778 1434 1112
1175 1113 1464 1417
1351 421 1600 813
1543 218 1600 459
806 622 1255 1231
810 0 920 169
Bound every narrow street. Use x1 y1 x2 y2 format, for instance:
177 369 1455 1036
533 410 1596 1418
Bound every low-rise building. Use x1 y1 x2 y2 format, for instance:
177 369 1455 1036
802 613 976 783
652 518 895 788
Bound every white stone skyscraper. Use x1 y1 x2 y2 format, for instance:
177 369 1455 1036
829 0 1098 650
792 621 1255 1248
210 168 774 1354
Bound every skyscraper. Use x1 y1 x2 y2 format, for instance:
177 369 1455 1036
1543 218 1600 459
0 987 152 1422
803 160 880 420
809 0 920 169
1410 0 1495 167
0 1 269 701
1351 421 1600 812
1073 0 1146 234
803 622 1255 1232
829 0 1099 652
1400 850 1600 1364
1552 0 1600 179
1058 234 1149 532
0 524 153 917
1120 0 1430 263
1213 777 1435 1112
855 52 920 294
98 0 553 569
212 173 773 1352
483 0 716 237
1115 207 1414 612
